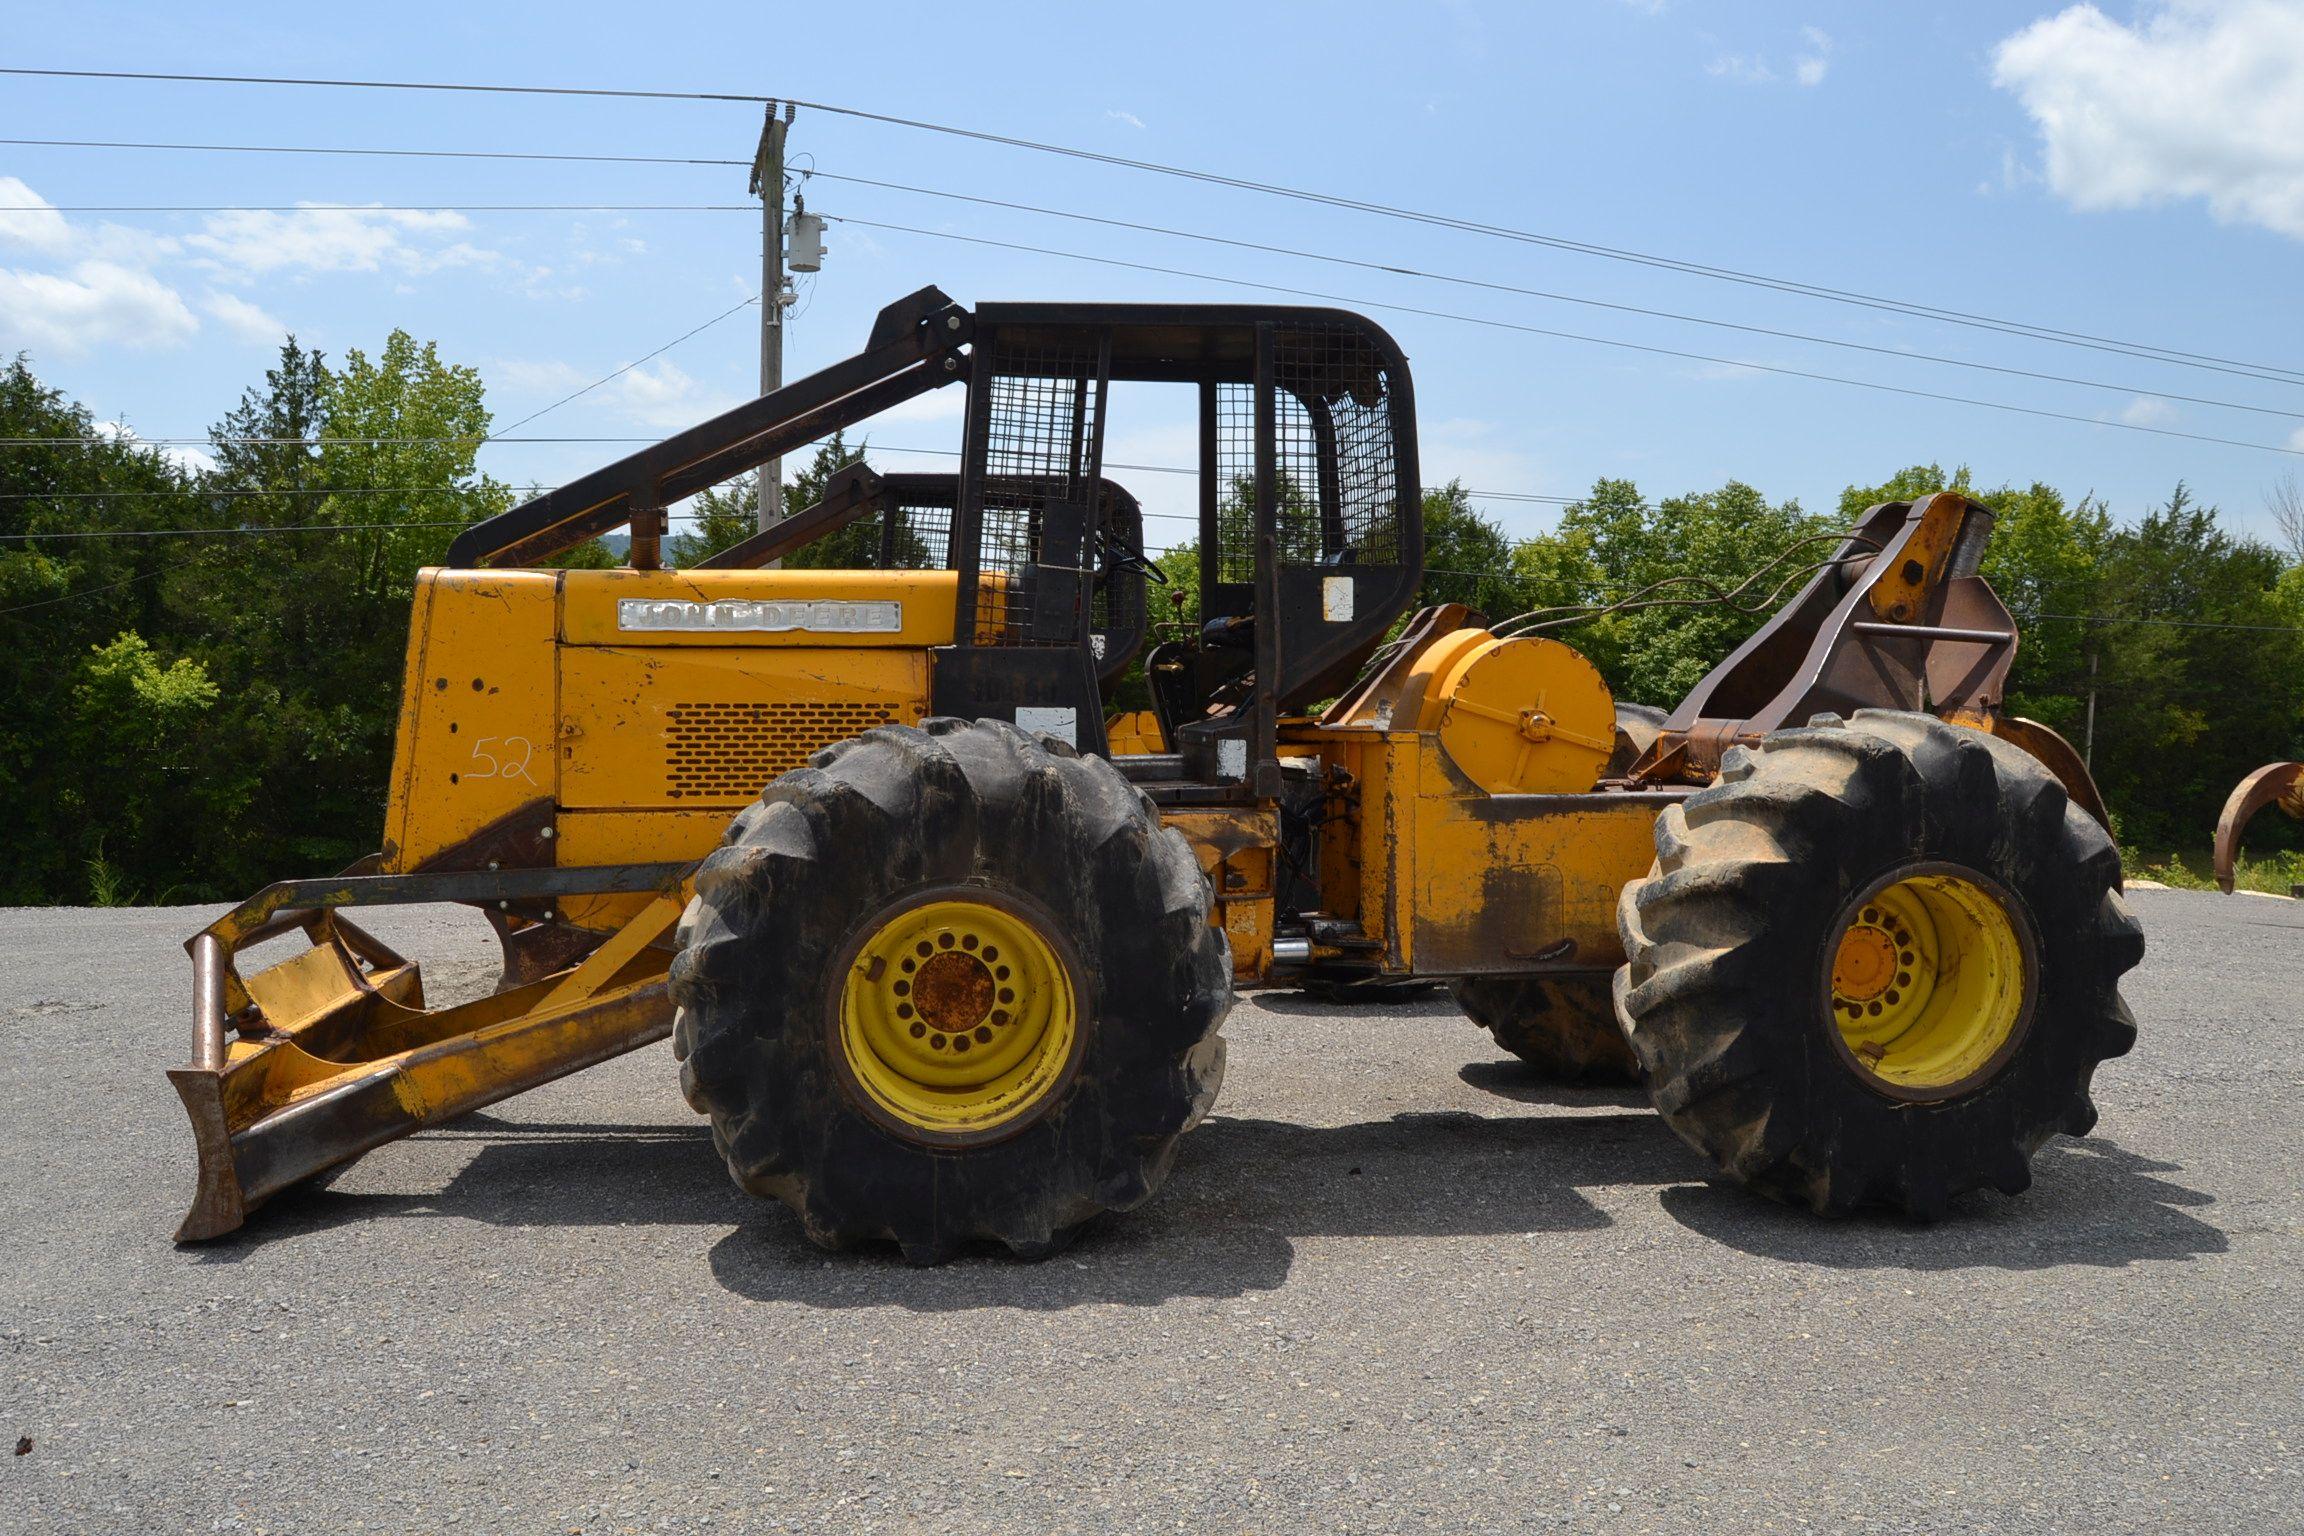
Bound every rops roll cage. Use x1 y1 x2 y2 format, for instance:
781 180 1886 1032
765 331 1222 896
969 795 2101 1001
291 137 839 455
447 285 1425 787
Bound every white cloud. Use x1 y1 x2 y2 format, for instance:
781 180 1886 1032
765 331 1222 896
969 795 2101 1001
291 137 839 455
875 387 967 426
492 357 592 396
201 289 285 344
1993 1 2304 240
2287 425 2304 452
1105 109 1145 130
614 360 705 428
0 178 541 362
0 260 198 355
2118 395 2179 427
183 205 497 280
610 359 741 431
0 177 74 256
1795 26 1832 86
1707 53 1776 84
1420 417 1541 515
91 421 218 477
1711 24 1831 87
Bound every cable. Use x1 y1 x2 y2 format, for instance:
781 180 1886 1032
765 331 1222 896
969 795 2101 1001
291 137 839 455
28 168 2288 420
0 65 766 105
0 568 174 617
0 135 745 168
494 295 757 436
12 68 2294 387
1492 534 1882 636
807 172 2304 424
0 518 478 540
0 486 529 502
2038 611 2304 635
0 435 655 446
4 203 756 212
834 215 2304 460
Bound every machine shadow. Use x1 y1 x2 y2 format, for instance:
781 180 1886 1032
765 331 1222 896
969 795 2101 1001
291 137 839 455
191 1116 749 1256
704 1109 1693 1311
1455 1059 1651 1110
1657 1136 2225 1271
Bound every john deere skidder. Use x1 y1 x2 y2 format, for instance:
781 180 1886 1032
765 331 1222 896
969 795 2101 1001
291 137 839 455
171 287 2142 1259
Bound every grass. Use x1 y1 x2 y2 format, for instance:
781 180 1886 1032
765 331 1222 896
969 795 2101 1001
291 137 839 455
2122 845 2304 896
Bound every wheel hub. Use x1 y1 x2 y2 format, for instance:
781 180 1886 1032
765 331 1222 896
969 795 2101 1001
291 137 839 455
836 894 1078 1141
1827 871 2031 1096
1830 923 1899 1002
912 950 996 1034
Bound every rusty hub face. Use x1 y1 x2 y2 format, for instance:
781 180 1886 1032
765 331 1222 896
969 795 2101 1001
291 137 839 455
911 949 996 1034
834 893 1081 1141
1830 923 1900 1003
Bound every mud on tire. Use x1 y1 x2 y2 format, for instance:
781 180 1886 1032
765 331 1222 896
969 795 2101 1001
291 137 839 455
670 718 1233 1262
1613 709 2142 1217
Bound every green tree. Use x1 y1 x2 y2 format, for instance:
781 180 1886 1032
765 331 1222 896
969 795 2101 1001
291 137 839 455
1507 477 1825 706
0 359 220 900
670 433 891 569
1415 480 1528 620
2088 486 2304 845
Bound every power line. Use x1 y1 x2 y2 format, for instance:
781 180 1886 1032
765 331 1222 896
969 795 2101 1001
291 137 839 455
494 294 757 436
805 172 2304 424
0 65 767 105
0 485 525 503
4 203 756 212
12 67 2295 388
2037 610 2304 635
0 435 658 446
0 519 476 540
832 216 2304 461
0 566 173 617
19 168 2297 423
0 135 746 168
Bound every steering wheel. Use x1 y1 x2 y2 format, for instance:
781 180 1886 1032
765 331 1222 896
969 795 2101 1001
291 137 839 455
1099 525 1169 584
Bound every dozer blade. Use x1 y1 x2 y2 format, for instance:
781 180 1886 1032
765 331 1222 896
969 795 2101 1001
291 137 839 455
2213 761 2304 894
171 871 686 1241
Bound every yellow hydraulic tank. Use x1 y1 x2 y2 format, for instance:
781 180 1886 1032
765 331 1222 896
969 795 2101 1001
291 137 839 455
1411 630 1615 794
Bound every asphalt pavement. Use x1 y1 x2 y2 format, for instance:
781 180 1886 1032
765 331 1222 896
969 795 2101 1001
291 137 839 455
2 888 2298 1534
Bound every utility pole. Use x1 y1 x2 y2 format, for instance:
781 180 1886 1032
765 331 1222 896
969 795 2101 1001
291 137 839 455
750 101 795 535
2082 646 2099 767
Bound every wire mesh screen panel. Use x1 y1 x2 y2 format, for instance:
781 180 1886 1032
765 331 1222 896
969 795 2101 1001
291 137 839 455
973 338 1107 645
884 495 953 570
1213 321 1403 584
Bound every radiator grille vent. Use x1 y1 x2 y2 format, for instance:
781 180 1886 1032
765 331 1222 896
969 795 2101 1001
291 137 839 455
664 701 908 800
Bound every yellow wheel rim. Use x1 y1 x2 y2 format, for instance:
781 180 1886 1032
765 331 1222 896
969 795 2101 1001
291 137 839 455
1828 871 2030 1096
836 894 1079 1141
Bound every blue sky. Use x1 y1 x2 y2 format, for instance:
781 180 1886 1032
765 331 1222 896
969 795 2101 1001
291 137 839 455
6 1 2303 554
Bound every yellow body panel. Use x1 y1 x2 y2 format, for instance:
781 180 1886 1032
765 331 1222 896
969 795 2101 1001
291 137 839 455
383 570 561 872
1166 807 1280 981
556 644 929 810
1395 735 1660 976
1418 633 1615 795
1169 725 1667 982
383 566 944 876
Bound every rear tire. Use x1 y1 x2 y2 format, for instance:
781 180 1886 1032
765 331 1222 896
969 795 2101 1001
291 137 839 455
670 719 1232 1262
1452 973 1642 1085
1613 710 2141 1217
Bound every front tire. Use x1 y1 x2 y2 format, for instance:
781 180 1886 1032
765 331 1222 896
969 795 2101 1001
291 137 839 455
670 719 1232 1262
1613 710 2142 1217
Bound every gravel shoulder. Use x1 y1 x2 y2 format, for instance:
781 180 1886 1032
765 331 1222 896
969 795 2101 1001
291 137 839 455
2 889 2298 1534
